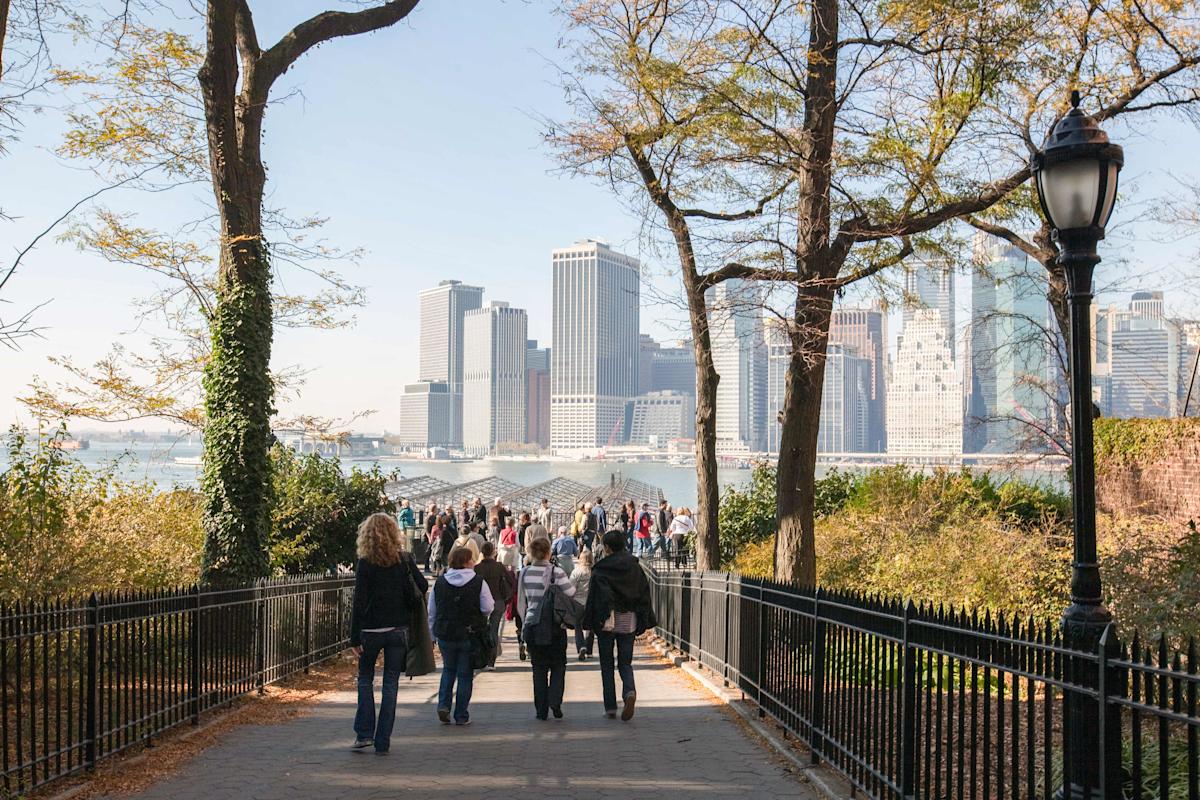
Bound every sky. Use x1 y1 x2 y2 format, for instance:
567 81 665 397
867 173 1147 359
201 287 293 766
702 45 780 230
1 0 1197 433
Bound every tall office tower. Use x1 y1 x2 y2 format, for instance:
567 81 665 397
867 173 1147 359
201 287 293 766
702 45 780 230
525 339 551 448
967 236 1054 453
397 381 454 449
651 342 697 395
764 319 790 454
638 334 661 395
1109 293 1184 418
904 265 956 358
819 345 873 453
550 240 640 451
462 302 527 455
888 309 963 457
708 280 768 451
1130 291 1164 321
829 307 888 451
625 391 696 445
418 280 484 446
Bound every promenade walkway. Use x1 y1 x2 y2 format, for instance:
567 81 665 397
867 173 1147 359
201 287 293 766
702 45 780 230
111 632 817 800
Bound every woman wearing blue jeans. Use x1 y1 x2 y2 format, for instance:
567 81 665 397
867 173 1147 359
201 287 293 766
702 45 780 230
350 514 428 754
427 546 495 725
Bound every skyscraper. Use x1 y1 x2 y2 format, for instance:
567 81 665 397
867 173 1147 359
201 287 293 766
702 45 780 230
418 280 484 446
525 339 551 448
397 381 454 449
904 266 956 358
651 343 697 395
462 302 527 455
550 240 640 451
765 320 790 454
829 307 887 451
708 280 767 451
888 308 963 456
1108 292 1183 418
967 236 1055 453
819 345 873 453
638 334 661 395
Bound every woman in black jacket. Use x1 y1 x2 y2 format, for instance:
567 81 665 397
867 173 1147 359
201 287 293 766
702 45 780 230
350 513 428 754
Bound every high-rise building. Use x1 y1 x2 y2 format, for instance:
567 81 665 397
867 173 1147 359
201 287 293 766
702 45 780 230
829 307 887 451
462 302 527 455
625 391 695 445
550 240 640 451
966 236 1055 453
888 308 963 456
651 343 696 395
819 345 873 453
765 320 789 454
708 280 767 451
1108 293 1183 418
638 334 660 395
418 280 484 446
397 381 454 449
525 339 551 448
904 266 955 358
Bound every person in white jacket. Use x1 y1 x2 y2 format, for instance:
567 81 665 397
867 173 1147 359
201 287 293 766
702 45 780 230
427 547 495 726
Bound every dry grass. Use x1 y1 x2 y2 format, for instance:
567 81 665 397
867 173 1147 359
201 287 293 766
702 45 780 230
33 653 356 800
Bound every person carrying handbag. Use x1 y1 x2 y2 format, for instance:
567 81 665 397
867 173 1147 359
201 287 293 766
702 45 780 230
349 513 428 754
516 538 575 721
427 546 494 726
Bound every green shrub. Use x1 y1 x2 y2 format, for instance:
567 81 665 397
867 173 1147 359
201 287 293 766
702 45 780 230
0 425 203 598
268 446 396 574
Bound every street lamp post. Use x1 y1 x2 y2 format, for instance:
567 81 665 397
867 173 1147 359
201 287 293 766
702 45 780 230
1032 90 1123 800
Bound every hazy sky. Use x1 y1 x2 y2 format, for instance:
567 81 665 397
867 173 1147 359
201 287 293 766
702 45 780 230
2 1 1197 432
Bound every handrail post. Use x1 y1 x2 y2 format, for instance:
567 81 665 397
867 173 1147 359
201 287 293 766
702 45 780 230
811 588 826 765
303 590 313 674
85 594 99 771
723 573 732 684
189 586 201 724
255 582 266 694
900 600 918 800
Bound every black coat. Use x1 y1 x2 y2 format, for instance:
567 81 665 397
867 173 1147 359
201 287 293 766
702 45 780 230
350 556 428 647
584 552 657 635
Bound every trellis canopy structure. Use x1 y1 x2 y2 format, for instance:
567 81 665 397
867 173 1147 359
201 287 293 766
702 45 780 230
383 475 452 499
499 477 592 513
404 475 524 510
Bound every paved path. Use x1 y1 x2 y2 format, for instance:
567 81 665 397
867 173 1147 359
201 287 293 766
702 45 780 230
114 630 816 799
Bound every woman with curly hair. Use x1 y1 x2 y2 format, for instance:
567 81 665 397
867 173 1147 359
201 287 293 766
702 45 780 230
349 513 427 754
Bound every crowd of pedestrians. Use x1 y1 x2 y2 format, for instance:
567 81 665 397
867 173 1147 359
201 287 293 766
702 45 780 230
350 492 687 751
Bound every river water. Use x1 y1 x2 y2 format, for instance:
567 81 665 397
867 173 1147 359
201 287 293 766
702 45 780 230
11 440 1066 508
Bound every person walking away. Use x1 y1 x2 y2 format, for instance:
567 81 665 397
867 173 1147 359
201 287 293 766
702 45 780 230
452 528 482 565
581 503 599 552
653 499 673 558
427 514 445 575
523 521 551 562
586 531 656 721
424 503 440 572
551 525 578 576
467 521 488 552
428 547 494 725
518 538 575 720
498 520 520 569
350 513 428 753
474 542 515 669
516 511 532 558
669 507 695 567
592 496 608 534
459 499 471 530
570 550 595 660
633 503 654 557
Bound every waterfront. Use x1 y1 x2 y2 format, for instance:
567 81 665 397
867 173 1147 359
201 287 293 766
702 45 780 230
4 438 1068 507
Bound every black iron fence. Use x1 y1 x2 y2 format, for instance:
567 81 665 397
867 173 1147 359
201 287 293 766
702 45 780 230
0 574 354 795
645 568 1199 800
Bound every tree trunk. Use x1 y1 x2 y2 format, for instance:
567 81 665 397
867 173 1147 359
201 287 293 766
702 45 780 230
773 0 840 586
773 284 834 586
197 0 272 584
0 0 11 79
687 281 721 570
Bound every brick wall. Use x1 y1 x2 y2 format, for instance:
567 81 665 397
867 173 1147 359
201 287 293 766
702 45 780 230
1096 423 1200 527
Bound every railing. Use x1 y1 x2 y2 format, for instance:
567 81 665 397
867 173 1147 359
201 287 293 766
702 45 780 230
0 574 354 795
645 568 1200 800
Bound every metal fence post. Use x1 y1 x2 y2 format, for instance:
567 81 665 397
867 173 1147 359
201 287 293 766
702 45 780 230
303 590 313 675
900 600 918 800
85 594 99 770
757 581 768 714
189 586 200 725
1097 624 1125 800
255 583 266 694
724 573 732 684
811 588 827 765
